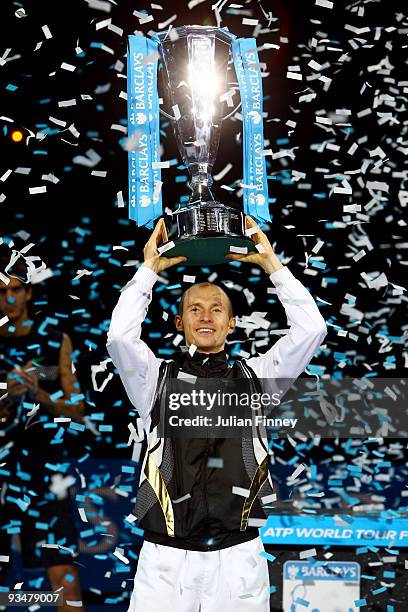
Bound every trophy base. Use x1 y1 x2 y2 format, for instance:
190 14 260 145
161 203 256 266
162 236 256 266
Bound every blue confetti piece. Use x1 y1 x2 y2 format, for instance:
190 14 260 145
259 551 276 562
35 522 49 530
294 597 310 607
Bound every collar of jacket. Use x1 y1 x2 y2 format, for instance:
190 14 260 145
175 349 230 375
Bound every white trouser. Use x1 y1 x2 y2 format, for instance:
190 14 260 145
127 536 270 612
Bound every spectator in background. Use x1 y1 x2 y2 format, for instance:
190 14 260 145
0 256 85 612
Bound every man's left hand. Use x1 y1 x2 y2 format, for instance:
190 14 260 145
225 215 283 275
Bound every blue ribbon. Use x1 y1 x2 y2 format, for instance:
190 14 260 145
127 36 162 229
232 38 270 223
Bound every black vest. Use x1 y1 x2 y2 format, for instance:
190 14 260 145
135 350 274 551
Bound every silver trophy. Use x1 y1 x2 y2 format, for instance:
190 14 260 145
156 26 256 266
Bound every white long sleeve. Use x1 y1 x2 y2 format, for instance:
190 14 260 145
246 266 327 380
107 264 327 420
107 265 162 420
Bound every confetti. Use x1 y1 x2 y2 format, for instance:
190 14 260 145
229 246 248 254
28 186 47 195
41 25 52 39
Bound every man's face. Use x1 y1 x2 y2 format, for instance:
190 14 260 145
0 277 31 322
174 284 236 353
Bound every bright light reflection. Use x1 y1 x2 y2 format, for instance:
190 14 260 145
188 38 218 123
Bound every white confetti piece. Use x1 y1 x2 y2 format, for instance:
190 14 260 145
176 370 197 384
65 601 83 608
230 246 248 254
245 225 259 237
0 169 12 182
173 493 192 504
41 173 60 185
188 0 206 7
288 463 306 481
61 62 76 72
287 71 303 80
125 514 137 524
84 0 112 10
308 60 322 71
0 556 10 562
248 518 267 528
207 457 224 468
58 98 76 107
133 10 154 24
73 149 101 167
232 486 250 498
173 334 183 347
152 161 170 169
315 0 333 7
14 167 31 175
300 548 317 559
111 123 127 133
188 344 197 356
353 250 366 262
78 508 88 522
172 104 181 120
49 116 67 127
261 493 277 504
183 275 195 283
158 14 177 29
95 17 111 30
242 18 259 26
312 240 324 254
117 191 124 208
108 23 123 36
213 163 233 181
157 241 175 254
42 25 52 39
299 92 316 102
29 186 47 195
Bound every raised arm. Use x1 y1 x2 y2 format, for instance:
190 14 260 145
107 219 186 421
226 216 327 380
246 266 327 380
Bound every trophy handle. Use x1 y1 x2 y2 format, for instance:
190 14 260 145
221 101 242 122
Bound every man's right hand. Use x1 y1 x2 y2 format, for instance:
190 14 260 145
143 218 187 274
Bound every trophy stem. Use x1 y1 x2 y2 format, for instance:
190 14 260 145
188 162 215 205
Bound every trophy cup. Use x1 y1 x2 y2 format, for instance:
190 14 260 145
127 26 270 265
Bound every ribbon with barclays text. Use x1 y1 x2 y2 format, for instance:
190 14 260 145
232 38 270 224
127 36 162 229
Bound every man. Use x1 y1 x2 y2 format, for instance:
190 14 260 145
107 216 327 612
0 258 85 612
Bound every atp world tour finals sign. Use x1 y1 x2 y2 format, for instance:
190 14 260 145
127 25 270 265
